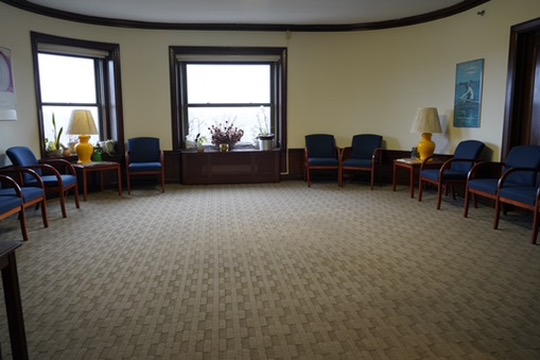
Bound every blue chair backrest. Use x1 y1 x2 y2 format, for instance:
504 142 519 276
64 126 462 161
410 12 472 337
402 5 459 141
128 137 161 163
503 145 540 186
451 140 485 173
6 146 42 183
305 134 337 158
6 146 40 167
350 134 383 159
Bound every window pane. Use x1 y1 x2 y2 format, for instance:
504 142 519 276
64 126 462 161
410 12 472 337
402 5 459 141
42 106 99 152
187 106 271 146
38 54 96 103
187 64 270 104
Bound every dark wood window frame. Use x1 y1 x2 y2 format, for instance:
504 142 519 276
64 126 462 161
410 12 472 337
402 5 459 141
31 32 125 158
168 46 288 153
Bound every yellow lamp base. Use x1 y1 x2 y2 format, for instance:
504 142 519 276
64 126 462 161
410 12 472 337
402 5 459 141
417 133 436 162
74 135 94 165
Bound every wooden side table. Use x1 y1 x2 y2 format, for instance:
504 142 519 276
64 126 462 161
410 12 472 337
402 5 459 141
393 158 443 198
0 241 28 360
73 161 123 201
393 158 422 198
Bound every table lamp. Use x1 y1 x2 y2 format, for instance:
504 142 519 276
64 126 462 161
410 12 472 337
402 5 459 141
410 107 442 161
66 109 99 165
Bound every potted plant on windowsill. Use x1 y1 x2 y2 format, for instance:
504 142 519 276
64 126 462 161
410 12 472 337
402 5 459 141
45 113 65 157
256 106 274 151
194 133 207 152
208 120 244 152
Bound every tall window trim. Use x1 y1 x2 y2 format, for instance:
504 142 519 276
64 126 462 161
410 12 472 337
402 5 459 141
31 32 125 158
169 46 287 152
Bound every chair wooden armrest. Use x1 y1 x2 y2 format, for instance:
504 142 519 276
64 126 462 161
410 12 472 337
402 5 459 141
125 150 131 165
0 167 46 189
339 147 349 162
420 154 449 170
335 147 341 159
20 163 63 179
497 167 539 189
373 148 383 162
466 161 504 181
40 158 77 176
439 157 480 174
0 174 23 196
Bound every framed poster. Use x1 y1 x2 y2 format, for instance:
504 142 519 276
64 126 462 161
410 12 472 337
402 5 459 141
0 46 17 120
453 58 484 128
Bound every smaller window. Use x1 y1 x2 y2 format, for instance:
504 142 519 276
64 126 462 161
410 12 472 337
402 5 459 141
38 54 99 150
31 32 124 158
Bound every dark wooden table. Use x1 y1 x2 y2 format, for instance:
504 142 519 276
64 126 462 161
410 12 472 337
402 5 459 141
393 158 443 198
73 161 123 201
0 241 28 360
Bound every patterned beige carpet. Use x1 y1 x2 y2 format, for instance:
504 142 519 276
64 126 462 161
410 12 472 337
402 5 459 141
1 181 539 359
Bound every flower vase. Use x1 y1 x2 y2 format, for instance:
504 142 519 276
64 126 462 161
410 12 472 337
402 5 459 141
219 143 229 152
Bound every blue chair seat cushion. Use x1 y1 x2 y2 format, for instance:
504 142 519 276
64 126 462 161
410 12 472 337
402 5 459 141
342 158 372 169
0 187 45 203
308 158 339 167
421 169 468 182
468 179 498 195
27 175 77 188
499 187 539 207
128 162 163 173
0 196 23 213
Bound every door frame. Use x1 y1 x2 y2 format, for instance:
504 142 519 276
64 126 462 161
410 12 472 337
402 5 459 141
502 17 540 158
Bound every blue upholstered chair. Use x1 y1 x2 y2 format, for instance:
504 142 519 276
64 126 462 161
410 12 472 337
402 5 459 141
464 145 540 219
495 185 540 245
6 146 79 218
125 137 165 194
0 167 49 233
467 145 540 244
304 134 340 187
0 174 29 240
418 140 485 209
340 134 383 189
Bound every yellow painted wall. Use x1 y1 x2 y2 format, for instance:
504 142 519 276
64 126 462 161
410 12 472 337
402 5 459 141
1 0 539 165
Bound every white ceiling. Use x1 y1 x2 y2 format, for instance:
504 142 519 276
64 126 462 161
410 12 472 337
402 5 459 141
25 0 474 26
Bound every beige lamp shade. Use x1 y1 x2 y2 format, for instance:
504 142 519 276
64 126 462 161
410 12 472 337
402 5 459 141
67 110 99 165
66 110 99 135
410 107 442 134
410 107 442 162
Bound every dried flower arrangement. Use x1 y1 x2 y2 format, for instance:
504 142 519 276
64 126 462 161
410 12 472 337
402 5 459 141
208 121 244 146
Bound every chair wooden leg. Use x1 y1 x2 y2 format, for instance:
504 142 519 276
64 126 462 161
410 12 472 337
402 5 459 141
494 199 501 229
464 189 470 217
18 208 29 241
418 180 424 202
161 172 165 193
532 205 539 245
40 199 49 228
370 169 375 190
59 191 68 218
472 194 478 209
436 182 443 210
306 168 311 187
73 186 80 209
127 174 131 194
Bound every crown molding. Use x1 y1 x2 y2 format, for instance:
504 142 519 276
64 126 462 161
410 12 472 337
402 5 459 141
1 0 490 32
